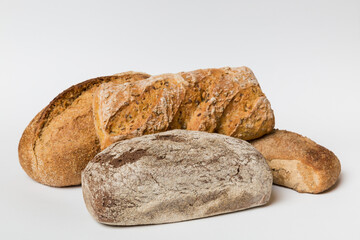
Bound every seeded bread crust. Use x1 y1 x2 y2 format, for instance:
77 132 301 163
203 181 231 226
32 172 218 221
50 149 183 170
94 67 275 149
19 67 275 187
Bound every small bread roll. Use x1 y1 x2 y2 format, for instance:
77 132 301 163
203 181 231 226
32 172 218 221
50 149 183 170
250 130 341 193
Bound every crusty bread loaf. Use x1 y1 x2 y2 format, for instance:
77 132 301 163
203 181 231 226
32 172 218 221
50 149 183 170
19 66 275 187
82 130 272 225
250 129 341 193
18 72 151 187
94 67 275 149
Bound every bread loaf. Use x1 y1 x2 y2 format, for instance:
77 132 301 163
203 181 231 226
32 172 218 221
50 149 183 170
18 72 151 187
82 130 273 225
250 130 341 193
94 67 275 149
19 67 275 187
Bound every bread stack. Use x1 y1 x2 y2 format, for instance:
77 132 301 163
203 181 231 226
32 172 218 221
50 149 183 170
18 66 341 225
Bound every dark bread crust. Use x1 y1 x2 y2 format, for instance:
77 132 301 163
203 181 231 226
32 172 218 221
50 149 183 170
250 129 341 193
18 72 150 187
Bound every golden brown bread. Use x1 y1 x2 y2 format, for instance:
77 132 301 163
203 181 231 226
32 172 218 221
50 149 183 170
19 66 275 187
18 72 151 187
250 129 341 193
94 67 275 149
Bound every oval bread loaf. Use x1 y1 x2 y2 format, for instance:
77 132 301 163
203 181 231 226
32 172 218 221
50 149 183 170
82 130 273 225
250 130 341 193
18 72 151 187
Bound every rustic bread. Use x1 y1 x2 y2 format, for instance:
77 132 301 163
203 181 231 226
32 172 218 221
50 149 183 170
19 66 274 187
94 67 275 149
82 130 273 225
250 129 341 193
18 72 151 187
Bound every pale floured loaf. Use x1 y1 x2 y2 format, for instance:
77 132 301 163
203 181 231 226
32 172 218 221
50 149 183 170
82 130 273 225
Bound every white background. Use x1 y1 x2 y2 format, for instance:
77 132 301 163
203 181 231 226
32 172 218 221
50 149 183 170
1 0 360 239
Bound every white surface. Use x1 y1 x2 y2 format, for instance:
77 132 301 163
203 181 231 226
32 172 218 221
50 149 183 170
1 0 359 239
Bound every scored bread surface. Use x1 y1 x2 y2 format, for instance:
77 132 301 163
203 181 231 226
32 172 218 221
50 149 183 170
19 66 275 187
18 72 151 187
94 67 275 149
